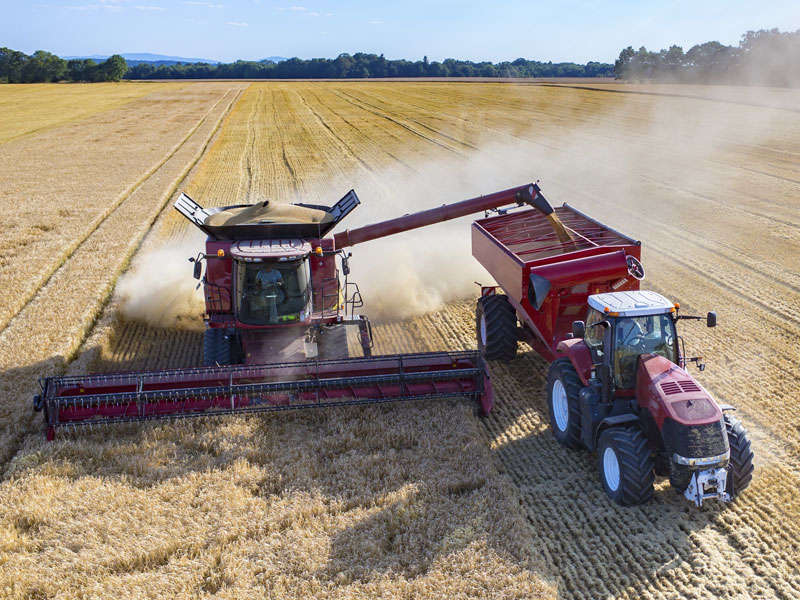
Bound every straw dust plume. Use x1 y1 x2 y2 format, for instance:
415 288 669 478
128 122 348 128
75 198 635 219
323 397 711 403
114 234 206 331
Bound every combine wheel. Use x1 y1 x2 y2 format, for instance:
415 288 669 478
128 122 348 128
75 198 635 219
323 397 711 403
203 328 232 366
475 295 517 360
546 358 583 449
725 414 754 498
318 325 349 360
597 427 655 506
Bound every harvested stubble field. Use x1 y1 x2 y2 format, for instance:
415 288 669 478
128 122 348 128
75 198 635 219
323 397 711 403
1 80 799 599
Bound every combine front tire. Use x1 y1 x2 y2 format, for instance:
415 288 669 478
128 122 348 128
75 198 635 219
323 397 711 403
203 328 232 366
546 358 583 449
318 325 349 360
725 414 754 498
475 295 517 360
597 427 655 506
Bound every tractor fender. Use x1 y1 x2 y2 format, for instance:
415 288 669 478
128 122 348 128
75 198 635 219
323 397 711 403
556 338 593 385
594 413 640 448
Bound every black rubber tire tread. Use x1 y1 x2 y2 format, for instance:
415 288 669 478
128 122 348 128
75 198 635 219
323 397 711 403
546 358 583 449
475 295 517 361
597 427 656 506
318 325 349 360
203 328 231 367
725 414 754 498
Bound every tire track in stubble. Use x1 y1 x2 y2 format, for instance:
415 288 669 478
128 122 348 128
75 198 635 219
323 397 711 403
394 85 800 220
0 84 244 468
0 87 238 337
305 88 416 170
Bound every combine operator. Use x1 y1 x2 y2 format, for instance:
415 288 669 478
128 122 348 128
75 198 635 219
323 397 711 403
255 263 284 323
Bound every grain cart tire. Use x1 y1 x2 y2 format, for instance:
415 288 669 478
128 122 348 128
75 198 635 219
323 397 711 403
725 414 754 498
597 427 655 506
475 295 517 360
546 358 583 449
203 328 232 366
318 325 349 360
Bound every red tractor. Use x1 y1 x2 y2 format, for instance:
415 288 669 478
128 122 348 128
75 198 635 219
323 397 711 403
471 185 754 506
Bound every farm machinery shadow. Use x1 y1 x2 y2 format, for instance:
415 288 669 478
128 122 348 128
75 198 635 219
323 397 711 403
481 347 736 598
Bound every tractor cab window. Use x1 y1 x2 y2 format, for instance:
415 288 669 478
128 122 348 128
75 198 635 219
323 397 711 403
584 307 607 366
236 258 311 325
613 314 677 389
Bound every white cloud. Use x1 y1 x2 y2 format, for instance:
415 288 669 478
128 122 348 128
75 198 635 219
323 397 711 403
225 21 249 26
135 5 165 10
184 1 224 7
370 20 382 25
290 5 307 11
65 4 123 11
307 11 318 16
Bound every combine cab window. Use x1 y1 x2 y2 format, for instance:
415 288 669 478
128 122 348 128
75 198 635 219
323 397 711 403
236 259 311 325
613 314 677 389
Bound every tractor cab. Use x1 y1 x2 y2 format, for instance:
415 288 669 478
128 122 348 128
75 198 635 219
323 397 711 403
584 291 679 389
229 240 313 327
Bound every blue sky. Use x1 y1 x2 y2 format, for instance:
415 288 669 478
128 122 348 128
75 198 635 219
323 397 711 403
2 0 799 63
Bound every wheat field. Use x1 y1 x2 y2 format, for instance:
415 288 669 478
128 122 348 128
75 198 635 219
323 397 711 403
1 80 799 598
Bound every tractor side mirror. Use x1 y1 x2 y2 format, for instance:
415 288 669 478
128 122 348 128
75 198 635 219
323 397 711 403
572 320 586 339
190 257 202 280
706 311 717 328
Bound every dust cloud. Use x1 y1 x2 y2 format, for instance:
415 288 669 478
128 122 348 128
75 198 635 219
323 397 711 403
115 232 206 331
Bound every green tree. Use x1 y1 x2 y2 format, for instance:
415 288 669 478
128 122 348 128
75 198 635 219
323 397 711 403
67 58 98 82
0 47 28 82
614 46 635 80
22 50 67 82
98 54 127 81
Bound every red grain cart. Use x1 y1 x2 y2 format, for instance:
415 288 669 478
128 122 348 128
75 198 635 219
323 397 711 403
470 186 753 507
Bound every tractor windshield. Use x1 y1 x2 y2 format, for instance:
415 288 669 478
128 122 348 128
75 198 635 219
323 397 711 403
235 258 311 325
613 314 678 389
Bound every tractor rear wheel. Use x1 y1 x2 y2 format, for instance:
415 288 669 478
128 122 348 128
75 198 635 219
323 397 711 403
597 427 655 506
318 325 349 360
475 295 517 360
546 358 583 449
203 328 232 366
725 414 754 498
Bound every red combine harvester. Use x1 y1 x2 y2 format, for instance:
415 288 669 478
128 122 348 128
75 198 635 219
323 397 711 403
470 188 754 506
34 184 553 441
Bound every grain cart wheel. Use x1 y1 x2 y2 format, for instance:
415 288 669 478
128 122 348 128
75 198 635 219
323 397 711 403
597 427 655 506
203 328 232 367
546 358 583 449
724 414 754 498
318 325 349 360
475 295 517 360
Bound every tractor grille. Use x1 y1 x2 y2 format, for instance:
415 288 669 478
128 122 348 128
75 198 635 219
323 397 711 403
661 380 702 395
662 418 728 460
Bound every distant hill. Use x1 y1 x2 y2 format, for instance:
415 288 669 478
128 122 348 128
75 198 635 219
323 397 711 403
62 53 219 65
260 56 288 63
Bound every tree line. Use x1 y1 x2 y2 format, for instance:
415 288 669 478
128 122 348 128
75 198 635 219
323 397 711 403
126 54 613 80
0 46 613 82
0 48 128 83
614 29 800 86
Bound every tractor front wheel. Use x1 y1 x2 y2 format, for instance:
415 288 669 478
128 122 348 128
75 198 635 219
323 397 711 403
597 427 655 506
725 414 754 498
475 295 517 361
546 358 583 449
